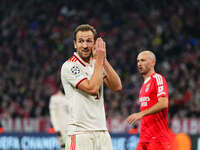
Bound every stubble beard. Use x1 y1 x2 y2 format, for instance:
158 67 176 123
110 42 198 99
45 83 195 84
140 67 152 78
79 51 92 62
138 67 148 76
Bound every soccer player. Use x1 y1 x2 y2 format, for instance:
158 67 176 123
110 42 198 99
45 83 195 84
126 51 174 150
49 88 68 150
61 24 122 150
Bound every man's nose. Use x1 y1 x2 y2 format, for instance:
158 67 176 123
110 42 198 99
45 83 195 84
138 62 142 67
82 42 88 48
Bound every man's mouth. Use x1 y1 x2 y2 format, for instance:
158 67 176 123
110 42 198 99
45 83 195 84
82 49 89 53
138 67 143 72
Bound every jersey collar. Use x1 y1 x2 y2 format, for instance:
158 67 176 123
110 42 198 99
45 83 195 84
144 72 156 84
144 77 151 84
74 52 91 67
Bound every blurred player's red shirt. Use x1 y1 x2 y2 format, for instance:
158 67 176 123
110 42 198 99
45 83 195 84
139 72 172 143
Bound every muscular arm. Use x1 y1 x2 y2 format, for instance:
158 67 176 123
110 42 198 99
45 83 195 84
103 59 122 92
126 97 168 125
78 56 104 95
78 38 105 96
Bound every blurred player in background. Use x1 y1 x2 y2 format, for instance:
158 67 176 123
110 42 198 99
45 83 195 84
49 85 68 150
126 51 174 150
61 24 122 150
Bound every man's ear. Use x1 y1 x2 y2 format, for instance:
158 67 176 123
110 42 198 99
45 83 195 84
152 60 156 68
73 40 77 49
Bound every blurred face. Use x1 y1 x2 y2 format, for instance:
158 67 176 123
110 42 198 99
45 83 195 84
137 52 155 75
74 30 95 62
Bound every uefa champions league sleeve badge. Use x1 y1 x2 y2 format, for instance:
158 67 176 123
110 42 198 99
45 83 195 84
71 66 80 75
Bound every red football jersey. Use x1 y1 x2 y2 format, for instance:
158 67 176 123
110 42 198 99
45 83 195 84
139 72 172 143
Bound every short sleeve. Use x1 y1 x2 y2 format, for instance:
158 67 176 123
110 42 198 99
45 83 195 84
154 74 168 98
61 62 87 88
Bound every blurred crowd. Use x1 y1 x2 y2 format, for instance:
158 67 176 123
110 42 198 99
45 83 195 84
0 0 200 121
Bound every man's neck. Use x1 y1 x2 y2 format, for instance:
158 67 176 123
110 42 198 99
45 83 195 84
143 70 155 80
77 53 91 64
84 58 90 63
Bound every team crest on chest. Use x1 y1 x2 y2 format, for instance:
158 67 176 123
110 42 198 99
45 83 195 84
71 66 80 75
145 83 150 92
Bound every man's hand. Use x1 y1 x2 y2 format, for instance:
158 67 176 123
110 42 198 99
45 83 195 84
93 38 106 60
126 112 144 125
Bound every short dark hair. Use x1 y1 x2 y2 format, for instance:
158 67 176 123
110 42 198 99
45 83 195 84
73 24 97 41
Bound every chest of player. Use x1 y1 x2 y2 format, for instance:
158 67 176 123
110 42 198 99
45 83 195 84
139 79 158 109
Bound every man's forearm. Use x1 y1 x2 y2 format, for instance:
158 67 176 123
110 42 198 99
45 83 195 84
104 59 122 91
88 57 104 93
140 97 168 117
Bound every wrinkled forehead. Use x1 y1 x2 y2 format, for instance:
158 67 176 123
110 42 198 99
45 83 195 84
76 31 94 40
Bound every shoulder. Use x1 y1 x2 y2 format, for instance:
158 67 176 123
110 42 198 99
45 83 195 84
67 55 79 63
61 57 83 78
152 73 165 80
152 73 167 84
61 56 78 71
50 92 60 100
62 56 76 67
61 60 71 70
